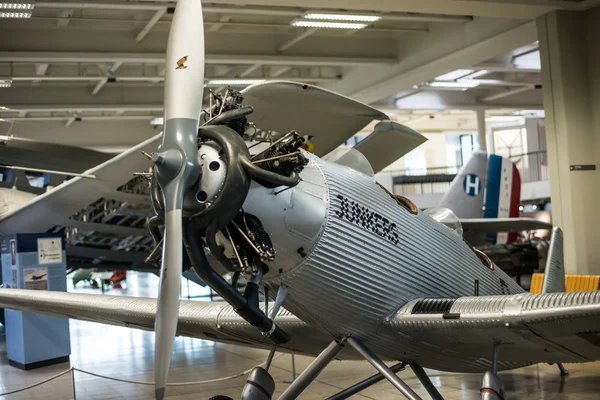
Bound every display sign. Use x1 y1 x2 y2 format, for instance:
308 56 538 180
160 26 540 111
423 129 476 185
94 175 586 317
37 238 63 265
570 165 596 171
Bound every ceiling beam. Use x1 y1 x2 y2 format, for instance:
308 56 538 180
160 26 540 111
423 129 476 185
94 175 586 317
472 63 541 73
9 116 157 122
91 61 122 96
9 75 341 83
135 9 167 42
238 64 262 77
91 78 108 96
0 52 396 67
0 105 163 113
208 15 232 32
389 89 542 110
56 9 74 28
270 66 292 77
29 16 429 33
277 28 319 52
35 2 472 22
326 20 537 104
64 116 76 127
481 85 537 102
35 64 49 76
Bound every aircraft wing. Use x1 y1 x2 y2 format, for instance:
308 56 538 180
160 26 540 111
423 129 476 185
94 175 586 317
241 81 388 157
460 217 552 232
0 135 113 173
0 134 162 271
353 120 427 174
387 291 600 371
0 289 333 355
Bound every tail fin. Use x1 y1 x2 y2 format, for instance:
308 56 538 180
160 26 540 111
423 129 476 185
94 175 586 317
438 151 487 219
484 154 521 244
541 227 566 293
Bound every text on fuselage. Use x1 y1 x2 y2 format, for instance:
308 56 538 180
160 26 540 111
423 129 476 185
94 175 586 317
335 195 399 245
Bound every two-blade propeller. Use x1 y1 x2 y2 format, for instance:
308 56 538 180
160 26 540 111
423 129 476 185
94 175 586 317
153 0 205 399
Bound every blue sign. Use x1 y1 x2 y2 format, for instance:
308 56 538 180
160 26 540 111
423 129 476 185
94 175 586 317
463 174 481 197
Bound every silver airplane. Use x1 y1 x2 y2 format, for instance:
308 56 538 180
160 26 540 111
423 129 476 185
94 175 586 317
1 1 600 400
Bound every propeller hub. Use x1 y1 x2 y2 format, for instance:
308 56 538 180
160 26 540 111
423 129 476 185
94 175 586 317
153 150 184 181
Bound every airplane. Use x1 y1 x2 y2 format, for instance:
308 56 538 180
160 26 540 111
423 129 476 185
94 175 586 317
435 151 551 246
2 2 600 400
429 152 552 282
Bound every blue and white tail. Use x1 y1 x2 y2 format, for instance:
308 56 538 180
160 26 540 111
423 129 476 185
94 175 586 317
438 152 522 244
438 151 487 219
541 227 566 293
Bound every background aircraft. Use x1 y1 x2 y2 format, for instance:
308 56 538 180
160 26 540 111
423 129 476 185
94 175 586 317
436 152 552 285
438 150 551 245
2 2 600 400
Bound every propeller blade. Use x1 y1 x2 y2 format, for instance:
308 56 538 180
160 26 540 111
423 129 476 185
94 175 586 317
154 0 205 399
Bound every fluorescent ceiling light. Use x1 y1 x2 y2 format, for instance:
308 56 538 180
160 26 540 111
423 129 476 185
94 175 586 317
303 12 380 22
291 20 367 29
514 109 545 117
434 69 474 81
207 79 266 86
422 81 480 90
461 70 489 79
485 115 524 122
0 11 30 17
0 2 34 10
0 79 12 88
150 117 164 126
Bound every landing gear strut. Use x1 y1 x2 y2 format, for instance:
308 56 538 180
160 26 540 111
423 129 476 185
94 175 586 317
557 363 569 376
243 337 446 400
481 342 506 400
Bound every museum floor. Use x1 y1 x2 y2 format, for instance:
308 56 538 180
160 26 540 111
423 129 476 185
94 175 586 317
0 272 598 400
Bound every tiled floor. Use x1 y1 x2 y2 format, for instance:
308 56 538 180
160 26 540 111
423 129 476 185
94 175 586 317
0 272 598 399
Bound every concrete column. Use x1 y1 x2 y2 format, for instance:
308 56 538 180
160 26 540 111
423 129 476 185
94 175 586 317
537 7 600 274
476 109 487 152
524 118 541 153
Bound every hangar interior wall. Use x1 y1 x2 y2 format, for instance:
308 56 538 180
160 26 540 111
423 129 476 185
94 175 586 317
538 6 600 274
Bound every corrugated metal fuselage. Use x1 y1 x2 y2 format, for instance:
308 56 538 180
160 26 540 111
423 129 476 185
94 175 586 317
242 154 525 372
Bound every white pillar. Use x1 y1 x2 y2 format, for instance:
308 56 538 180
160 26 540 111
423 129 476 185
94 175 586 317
476 109 487 152
538 7 600 274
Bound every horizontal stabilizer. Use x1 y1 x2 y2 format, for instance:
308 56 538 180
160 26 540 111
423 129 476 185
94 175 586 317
353 120 427 174
241 81 388 157
461 217 552 233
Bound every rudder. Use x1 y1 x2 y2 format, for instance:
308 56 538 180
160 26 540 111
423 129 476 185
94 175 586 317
438 151 487 219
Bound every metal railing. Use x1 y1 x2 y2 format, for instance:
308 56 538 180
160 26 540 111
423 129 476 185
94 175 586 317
509 150 549 183
384 151 549 197
392 181 452 196
378 164 462 178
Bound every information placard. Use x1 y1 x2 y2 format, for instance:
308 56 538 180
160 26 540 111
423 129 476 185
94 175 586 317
37 238 63 265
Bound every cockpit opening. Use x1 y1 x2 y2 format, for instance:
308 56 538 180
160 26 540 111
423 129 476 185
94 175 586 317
423 207 463 237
